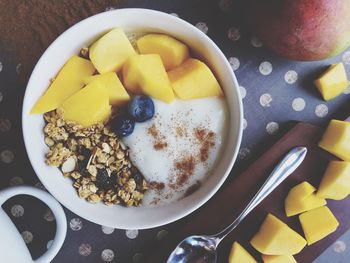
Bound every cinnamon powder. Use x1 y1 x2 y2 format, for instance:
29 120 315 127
194 128 216 162
147 123 168 150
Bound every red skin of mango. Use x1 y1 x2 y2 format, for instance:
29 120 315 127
251 0 350 61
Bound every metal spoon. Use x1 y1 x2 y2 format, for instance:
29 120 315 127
167 146 308 263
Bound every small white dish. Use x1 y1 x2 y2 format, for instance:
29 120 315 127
22 8 243 229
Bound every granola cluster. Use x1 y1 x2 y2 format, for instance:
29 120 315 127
43 109 148 206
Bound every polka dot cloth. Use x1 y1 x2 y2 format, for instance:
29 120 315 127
0 2 350 263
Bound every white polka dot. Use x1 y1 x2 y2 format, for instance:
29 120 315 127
315 104 328 118
47 240 53 250
10 176 24 186
16 63 21 74
195 22 208 34
133 253 143 262
21 231 33 244
70 218 83 231
126 229 139 239
0 62 3 72
219 0 233 11
101 226 115 235
101 249 115 262
44 209 55 222
1 150 14 163
0 118 11 132
284 70 298 84
260 93 273 107
0 92 3 103
266 122 279 135
259 61 273 75
105 7 115 11
292 98 306 111
238 148 251 160
11 204 24 217
170 13 179 17
333 241 346 253
228 27 240 41
239 86 246 99
251 36 263 47
342 51 350 65
243 119 247 130
157 230 168 240
35 181 46 190
79 243 92 256
228 57 240 71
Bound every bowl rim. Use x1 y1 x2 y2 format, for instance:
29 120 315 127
22 8 243 229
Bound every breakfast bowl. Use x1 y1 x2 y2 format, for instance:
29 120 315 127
22 8 243 229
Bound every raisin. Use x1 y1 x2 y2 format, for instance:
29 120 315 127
96 168 113 189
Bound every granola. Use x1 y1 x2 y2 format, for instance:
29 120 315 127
43 110 148 207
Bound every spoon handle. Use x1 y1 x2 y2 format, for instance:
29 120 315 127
214 146 307 242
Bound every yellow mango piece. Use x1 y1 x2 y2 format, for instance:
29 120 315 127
262 255 296 263
319 119 350 161
61 82 111 127
137 33 189 70
228 242 257 263
317 161 350 200
168 58 223 99
31 56 95 114
314 63 348 101
89 28 136 73
122 54 174 103
250 214 306 255
299 206 339 245
84 72 130 106
285 181 326 217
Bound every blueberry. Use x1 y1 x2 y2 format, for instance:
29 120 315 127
128 95 155 122
96 169 113 189
112 114 135 137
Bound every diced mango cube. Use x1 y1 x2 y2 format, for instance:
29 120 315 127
137 33 189 70
61 82 111 127
31 55 95 114
262 255 296 263
285 181 326 217
317 161 350 200
228 242 257 263
314 63 348 101
84 72 130 106
299 206 339 245
250 214 306 255
168 58 223 99
122 54 174 103
319 119 350 161
89 28 136 73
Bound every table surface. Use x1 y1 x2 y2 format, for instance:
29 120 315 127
0 0 350 262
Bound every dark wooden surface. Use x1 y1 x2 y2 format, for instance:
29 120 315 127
145 122 350 263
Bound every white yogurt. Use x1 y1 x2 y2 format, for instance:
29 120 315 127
123 97 228 206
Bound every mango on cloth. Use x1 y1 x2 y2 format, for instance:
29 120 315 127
137 33 189 70
89 28 136 73
319 119 350 161
250 213 306 255
61 82 111 127
285 181 326 217
314 63 348 101
168 58 223 99
228 242 257 263
31 55 95 114
262 255 296 263
317 161 350 200
84 72 130 106
122 54 174 103
299 206 339 245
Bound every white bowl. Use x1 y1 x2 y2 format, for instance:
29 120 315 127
22 9 243 229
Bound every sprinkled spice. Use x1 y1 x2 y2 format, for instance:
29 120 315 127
147 123 168 151
174 156 196 187
194 128 216 162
